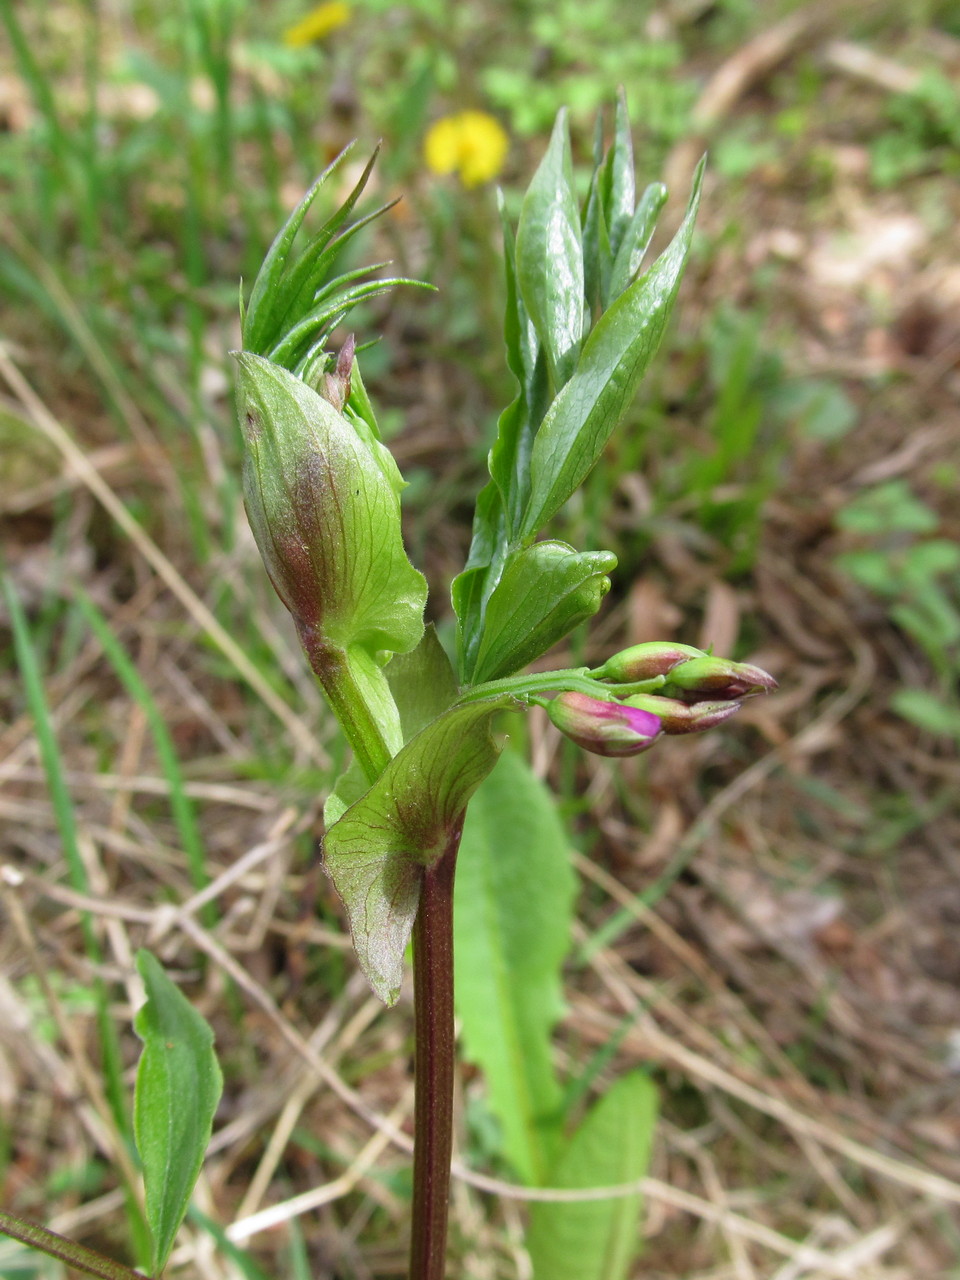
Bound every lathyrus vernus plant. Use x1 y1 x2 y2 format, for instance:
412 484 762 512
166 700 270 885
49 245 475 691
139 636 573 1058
0 98 779 1280
235 100 776 1280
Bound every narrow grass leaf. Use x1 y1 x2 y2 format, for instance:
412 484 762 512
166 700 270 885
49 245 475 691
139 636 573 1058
0 1209 147 1280
527 1072 658 1280
186 1207 272 1280
134 951 223 1275
454 750 576 1184
891 688 960 739
74 593 211 912
242 144 353 352
1 577 143 1246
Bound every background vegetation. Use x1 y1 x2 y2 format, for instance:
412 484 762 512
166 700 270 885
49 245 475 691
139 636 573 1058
1 0 959 1275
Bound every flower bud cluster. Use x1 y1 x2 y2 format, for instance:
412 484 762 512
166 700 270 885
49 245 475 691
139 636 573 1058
548 641 777 758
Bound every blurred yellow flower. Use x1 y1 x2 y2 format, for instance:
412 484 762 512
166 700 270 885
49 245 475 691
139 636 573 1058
283 1 351 47
424 111 509 188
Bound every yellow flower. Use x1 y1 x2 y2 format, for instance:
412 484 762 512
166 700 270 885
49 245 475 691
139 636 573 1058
424 111 509 188
283 1 351 47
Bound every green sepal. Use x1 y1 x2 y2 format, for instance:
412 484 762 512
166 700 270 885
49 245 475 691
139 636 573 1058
324 693 520 1004
235 354 426 658
471 541 617 684
519 157 705 541
515 108 585 391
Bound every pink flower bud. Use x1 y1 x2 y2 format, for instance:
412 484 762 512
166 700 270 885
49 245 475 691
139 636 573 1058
548 692 662 758
624 693 742 735
665 656 778 701
593 641 705 683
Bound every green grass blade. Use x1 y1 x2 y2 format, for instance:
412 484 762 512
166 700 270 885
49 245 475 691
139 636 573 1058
2 575 149 1261
185 1208 273 1280
73 592 212 915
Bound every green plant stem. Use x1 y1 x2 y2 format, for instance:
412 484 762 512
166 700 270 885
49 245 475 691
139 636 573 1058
0 1211 147 1280
409 827 460 1280
301 635 393 782
454 668 666 705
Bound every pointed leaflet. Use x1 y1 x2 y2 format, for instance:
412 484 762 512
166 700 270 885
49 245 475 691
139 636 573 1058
235 354 426 657
515 108 584 391
519 158 705 541
526 1073 658 1280
471 541 617 684
134 951 223 1274
452 480 510 681
489 192 550 537
454 750 576 1184
605 181 667 307
582 168 613 318
324 694 520 1004
454 200 548 679
600 89 636 257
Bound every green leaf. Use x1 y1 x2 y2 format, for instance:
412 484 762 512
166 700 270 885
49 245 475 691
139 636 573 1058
385 624 460 742
324 694 519 1004
519 158 705 540
606 181 668 305
582 168 613 316
452 480 511 681
242 146 353 353
235 354 427 658
134 951 223 1275
516 108 585 390
490 195 550 536
471 541 617 684
903 538 960 577
527 1073 658 1280
600 89 636 257
835 480 939 536
454 750 576 1184
891 688 960 739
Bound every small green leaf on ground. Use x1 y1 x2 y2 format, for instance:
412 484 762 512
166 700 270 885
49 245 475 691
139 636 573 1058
134 951 223 1275
526 1072 658 1280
